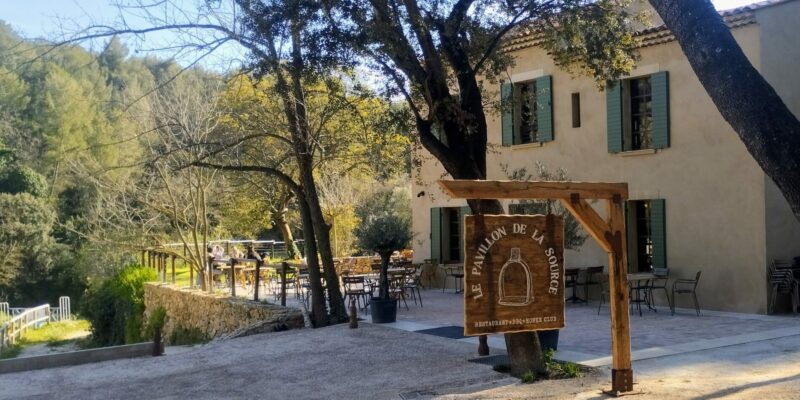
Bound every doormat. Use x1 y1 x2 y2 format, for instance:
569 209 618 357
415 325 466 339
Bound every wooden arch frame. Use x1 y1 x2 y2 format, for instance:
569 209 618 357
439 180 634 395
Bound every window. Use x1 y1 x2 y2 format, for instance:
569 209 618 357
501 75 553 146
625 199 666 272
571 92 581 128
625 77 653 150
607 71 669 153
430 206 470 263
515 81 539 144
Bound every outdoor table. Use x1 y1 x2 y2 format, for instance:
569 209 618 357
565 267 586 303
627 272 657 315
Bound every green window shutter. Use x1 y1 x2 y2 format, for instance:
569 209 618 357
651 71 670 149
625 201 638 273
535 75 553 142
459 206 471 262
430 207 442 264
501 82 514 146
650 199 667 269
606 81 623 153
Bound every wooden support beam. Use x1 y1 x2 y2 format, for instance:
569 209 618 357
280 262 288 307
605 196 633 394
171 255 176 284
230 259 237 298
559 196 613 253
438 179 634 395
438 180 628 200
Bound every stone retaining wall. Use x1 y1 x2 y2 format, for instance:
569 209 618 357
144 283 304 343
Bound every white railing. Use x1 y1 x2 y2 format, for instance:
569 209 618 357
48 297 72 322
1 304 51 351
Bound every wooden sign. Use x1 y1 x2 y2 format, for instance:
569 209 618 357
464 214 565 336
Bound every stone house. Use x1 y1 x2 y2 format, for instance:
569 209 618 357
411 0 800 313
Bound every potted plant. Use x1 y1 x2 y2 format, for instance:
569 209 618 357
355 188 412 323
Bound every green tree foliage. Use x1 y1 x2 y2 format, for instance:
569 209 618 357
502 163 588 250
0 193 55 299
81 264 157 346
0 163 48 197
0 22 168 305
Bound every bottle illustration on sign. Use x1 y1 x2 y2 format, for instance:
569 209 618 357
498 247 534 306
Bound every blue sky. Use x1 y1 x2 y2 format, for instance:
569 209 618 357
0 0 760 38
0 0 764 70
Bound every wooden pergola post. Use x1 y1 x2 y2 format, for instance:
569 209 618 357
439 180 633 395
171 255 176 284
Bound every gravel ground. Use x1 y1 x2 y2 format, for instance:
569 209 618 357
0 324 524 400
2 323 799 399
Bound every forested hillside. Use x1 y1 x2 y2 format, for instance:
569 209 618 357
0 21 410 308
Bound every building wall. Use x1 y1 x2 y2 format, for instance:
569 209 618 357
412 21 775 312
758 2 800 270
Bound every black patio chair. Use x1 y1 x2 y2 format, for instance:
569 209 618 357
671 271 702 316
342 276 372 310
648 268 672 312
768 260 799 314
579 266 604 302
442 264 464 294
597 274 609 315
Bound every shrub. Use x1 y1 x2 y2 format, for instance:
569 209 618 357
169 326 210 346
146 306 167 336
521 370 536 383
354 188 412 299
81 264 156 346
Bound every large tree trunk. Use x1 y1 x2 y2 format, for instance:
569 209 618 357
282 19 347 325
297 165 348 324
274 199 301 260
297 195 328 327
470 198 546 375
649 0 800 221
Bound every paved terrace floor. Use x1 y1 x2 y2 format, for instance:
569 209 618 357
251 283 800 368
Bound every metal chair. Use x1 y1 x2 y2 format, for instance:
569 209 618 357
402 268 423 307
671 271 702 316
389 273 409 310
628 276 651 317
421 259 438 289
342 276 372 310
442 264 464 293
768 260 799 314
578 266 604 302
647 268 672 312
597 274 609 315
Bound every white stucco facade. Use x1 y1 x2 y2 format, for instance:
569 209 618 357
411 1 800 313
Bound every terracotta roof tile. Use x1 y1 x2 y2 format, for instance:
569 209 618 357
504 0 794 52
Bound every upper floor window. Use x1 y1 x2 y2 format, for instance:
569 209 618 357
501 75 553 146
607 71 669 153
627 77 653 150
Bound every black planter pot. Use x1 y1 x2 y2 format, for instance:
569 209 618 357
538 329 559 352
370 297 398 323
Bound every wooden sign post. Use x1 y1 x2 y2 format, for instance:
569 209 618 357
439 180 633 396
464 214 565 336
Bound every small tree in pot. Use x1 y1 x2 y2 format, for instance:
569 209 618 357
355 187 412 323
